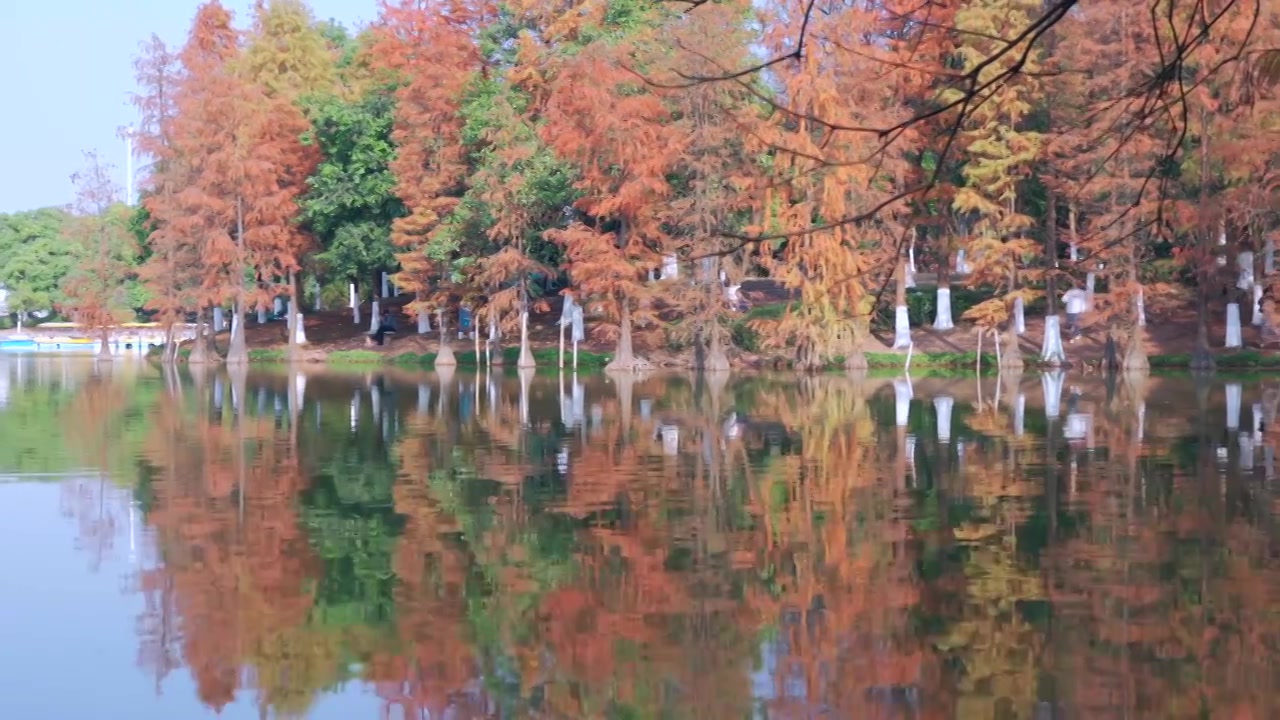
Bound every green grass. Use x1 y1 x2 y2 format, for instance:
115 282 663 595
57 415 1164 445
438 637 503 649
325 349 385 365
1149 350 1280 369
389 346 611 369
864 351 1001 368
248 348 287 362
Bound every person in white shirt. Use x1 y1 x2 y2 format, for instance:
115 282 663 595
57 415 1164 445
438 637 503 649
1063 286 1088 340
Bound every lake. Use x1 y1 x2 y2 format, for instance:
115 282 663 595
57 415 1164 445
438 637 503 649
0 356 1277 719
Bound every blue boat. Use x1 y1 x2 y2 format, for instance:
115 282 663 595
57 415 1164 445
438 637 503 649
0 336 36 352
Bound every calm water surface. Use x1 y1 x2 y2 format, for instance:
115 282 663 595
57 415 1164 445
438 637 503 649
1 356 1278 719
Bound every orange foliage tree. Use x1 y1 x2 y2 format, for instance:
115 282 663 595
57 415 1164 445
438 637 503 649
146 1 316 365
372 0 497 366
542 21 689 371
60 151 139 359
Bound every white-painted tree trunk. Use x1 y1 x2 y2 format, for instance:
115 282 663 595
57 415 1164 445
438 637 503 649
257 306 268 324
381 272 390 298
294 313 307 344
1013 296 1026 335
313 279 322 312
893 377 912 427
934 396 954 444
418 311 430 334
1226 382 1242 431
213 307 225 332
1267 239 1276 275
349 283 358 323
518 309 535 368
1069 243 1079 261
1041 315 1066 363
661 254 678 280
273 297 285 315
1254 284 1265 326
1042 370 1065 420
486 314 498 365
892 305 912 349
1225 303 1243 348
955 249 971 275
1238 251 1255 290
933 287 954 330
1137 286 1146 327
1085 273 1096 311
369 301 381 334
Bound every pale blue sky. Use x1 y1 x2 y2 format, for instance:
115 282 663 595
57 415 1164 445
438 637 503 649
0 0 377 214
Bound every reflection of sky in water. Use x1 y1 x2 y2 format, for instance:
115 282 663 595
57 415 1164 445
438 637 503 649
0 482 382 720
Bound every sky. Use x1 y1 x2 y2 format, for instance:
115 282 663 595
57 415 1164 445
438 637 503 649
0 0 378 215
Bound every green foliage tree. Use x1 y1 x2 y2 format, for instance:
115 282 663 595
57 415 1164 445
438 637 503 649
0 208 76 325
299 91 405 290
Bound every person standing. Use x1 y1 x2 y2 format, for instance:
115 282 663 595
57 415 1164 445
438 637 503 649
1063 285 1088 341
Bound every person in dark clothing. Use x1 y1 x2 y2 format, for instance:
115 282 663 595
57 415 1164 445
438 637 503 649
372 309 398 346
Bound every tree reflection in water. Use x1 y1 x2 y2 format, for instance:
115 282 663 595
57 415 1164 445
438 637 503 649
32 358 1280 719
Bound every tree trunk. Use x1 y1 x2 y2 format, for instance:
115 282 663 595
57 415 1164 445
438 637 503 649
606 298 643 372
704 316 730 372
1191 286 1214 369
845 343 868 371
1191 108 1214 371
227 198 249 366
517 296 536 369
287 270 302 358
189 309 210 365
1123 326 1149 371
435 310 456 367
98 326 113 361
1040 192 1066 364
1253 246 1265 326
228 298 249 365
1124 242 1149 371
999 324 1022 372
490 313 504 365
893 253 912 348
161 322 176 364
1047 195 1060 317
934 235 954 330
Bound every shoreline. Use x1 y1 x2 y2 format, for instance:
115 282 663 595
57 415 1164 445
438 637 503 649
146 344 1280 374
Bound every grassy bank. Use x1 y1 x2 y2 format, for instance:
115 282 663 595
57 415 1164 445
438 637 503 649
148 343 1280 372
386 346 611 369
1148 350 1280 369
